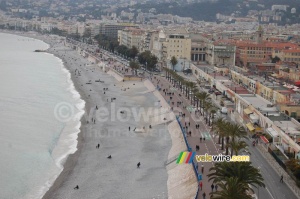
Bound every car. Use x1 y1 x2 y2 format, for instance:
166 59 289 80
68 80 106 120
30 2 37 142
208 89 214 94
220 107 228 114
215 91 222 95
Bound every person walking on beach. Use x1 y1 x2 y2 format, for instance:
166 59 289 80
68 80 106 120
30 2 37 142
280 175 284 183
137 162 141 168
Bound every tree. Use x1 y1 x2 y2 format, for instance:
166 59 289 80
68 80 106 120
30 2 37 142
227 140 249 156
129 60 140 75
128 46 139 59
83 28 92 38
212 118 228 149
226 123 248 155
208 162 265 197
211 177 252 199
170 56 178 70
270 55 281 63
195 91 211 115
138 51 157 70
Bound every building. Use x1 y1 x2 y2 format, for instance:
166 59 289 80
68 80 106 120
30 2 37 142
98 22 139 38
118 28 144 49
161 28 191 64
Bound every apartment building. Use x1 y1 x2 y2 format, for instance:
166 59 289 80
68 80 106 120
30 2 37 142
161 28 191 63
118 28 144 49
97 22 139 38
274 49 300 64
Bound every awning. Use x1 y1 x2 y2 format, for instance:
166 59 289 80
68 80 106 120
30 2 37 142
246 123 255 131
266 127 279 137
244 108 253 115
260 136 269 144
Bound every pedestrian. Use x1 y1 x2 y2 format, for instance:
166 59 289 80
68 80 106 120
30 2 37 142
199 181 203 190
215 184 218 191
203 137 206 142
188 122 190 126
211 184 215 192
201 164 204 173
137 162 141 168
202 192 206 199
200 137 202 142
280 175 283 183
129 126 131 131
74 185 79 190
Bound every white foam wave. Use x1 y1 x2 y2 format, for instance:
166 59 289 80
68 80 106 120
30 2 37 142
27 52 86 199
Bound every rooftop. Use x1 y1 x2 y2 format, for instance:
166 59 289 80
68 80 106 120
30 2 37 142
240 94 279 115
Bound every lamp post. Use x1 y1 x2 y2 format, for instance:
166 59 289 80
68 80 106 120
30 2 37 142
257 166 261 199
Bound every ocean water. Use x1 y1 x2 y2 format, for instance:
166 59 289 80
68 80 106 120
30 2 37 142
0 33 85 199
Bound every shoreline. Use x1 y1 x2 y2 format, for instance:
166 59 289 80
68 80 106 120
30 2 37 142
25 32 171 198
0 30 88 199
0 30 87 199
0 30 197 199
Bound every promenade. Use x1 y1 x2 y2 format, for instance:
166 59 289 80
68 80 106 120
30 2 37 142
149 74 299 199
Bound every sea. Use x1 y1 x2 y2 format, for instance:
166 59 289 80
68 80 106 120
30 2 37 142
0 33 85 199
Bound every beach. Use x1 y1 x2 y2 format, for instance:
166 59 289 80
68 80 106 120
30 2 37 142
0 30 198 199
38 37 173 199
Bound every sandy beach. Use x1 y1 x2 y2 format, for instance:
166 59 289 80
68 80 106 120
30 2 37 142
36 37 173 198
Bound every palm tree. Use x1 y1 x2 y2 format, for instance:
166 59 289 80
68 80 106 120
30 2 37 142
211 177 252 199
212 118 228 150
208 162 265 197
203 101 212 124
227 140 249 156
170 56 178 70
208 106 218 126
226 123 248 155
195 92 210 115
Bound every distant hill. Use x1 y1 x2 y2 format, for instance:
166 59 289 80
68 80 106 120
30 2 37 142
130 0 300 22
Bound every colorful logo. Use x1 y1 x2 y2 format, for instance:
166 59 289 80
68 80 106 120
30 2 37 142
176 151 196 164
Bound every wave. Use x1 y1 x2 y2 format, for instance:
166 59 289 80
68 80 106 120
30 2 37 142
25 51 86 199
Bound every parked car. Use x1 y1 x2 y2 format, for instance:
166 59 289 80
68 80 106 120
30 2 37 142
208 89 214 94
220 107 228 114
215 91 222 95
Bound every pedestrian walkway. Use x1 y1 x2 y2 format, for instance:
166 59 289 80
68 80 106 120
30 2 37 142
151 75 221 199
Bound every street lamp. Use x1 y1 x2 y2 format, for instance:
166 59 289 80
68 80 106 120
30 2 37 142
257 166 261 199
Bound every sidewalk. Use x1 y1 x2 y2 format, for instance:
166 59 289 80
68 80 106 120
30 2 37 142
150 75 222 199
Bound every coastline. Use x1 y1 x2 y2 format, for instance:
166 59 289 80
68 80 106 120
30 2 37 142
0 30 88 198
6 31 171 199
0 30 197 199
